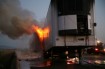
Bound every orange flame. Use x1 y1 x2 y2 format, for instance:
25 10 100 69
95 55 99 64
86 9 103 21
32 25 50 42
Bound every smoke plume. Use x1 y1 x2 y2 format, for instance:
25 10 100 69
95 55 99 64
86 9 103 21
0 0 36 39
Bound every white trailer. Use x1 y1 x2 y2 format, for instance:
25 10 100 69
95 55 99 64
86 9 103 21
44 0 96 64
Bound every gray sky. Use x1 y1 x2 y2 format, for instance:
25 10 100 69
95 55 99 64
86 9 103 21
0 0 105 49
95 0 105 43
20 0 50 21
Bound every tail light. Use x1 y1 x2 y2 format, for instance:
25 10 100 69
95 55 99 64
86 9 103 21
95 48 98 51
103 49 105 52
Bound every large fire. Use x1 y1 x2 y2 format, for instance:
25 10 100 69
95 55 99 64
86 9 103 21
32 25 50 42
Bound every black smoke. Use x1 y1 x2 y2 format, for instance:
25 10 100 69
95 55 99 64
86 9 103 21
0 0 36 39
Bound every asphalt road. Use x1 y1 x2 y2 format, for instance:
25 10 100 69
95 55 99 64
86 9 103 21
31 64 105 69
83 54 105 64
18 53 105 69
30 54 105 69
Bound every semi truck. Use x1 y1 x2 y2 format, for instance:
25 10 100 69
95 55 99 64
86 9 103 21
32 0 96 64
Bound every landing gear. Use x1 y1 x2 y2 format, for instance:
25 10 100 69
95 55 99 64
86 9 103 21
78 49 82 64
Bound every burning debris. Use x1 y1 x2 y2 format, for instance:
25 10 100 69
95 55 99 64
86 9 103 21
30 25 50 52
32 25 50 42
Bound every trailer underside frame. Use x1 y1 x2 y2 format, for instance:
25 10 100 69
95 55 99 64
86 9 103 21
44 46 94 64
